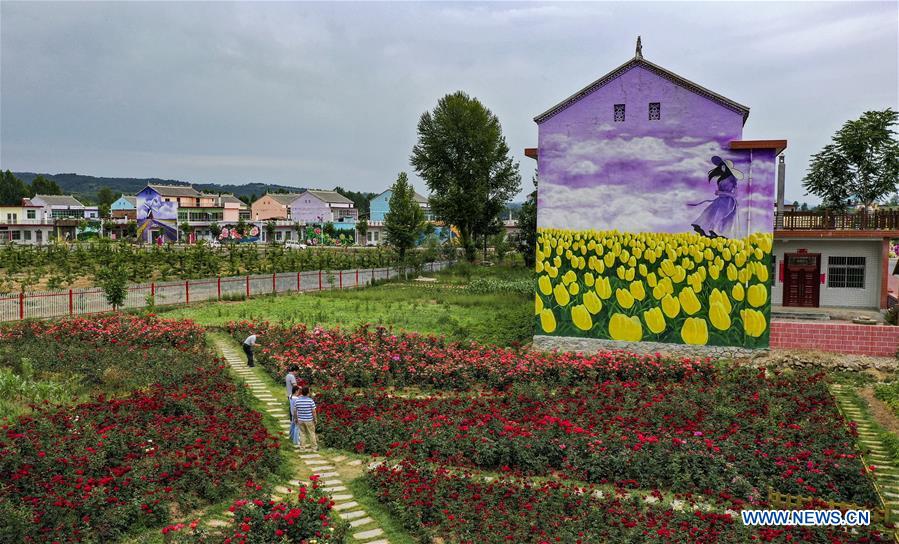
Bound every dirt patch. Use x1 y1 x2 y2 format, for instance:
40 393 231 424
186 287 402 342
859 387 899 436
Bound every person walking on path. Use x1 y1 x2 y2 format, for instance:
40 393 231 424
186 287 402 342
285 365 299 411
288 385 302 446
294 385 318 452
242 333 259 367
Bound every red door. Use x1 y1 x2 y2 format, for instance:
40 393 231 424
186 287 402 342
783 253 820 307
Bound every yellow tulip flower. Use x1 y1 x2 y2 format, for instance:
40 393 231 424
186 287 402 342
678 288 701 315
547 266 559 279
671 266 686 283
584 272 595 287
554 283 571 307
630 280 646 301
540 308 557 333
609 313 643 342
646 272 657 288
738 267 750 284
583 290 602 314
616 266 626 280
740 308 766 337
538 275 552 296
562 270 577 285
571 304 593 331
604 252 616 268
569 282 580 296
747 284 768 307
553 255 562 268
726 263 738 282
681 317 709 345
661 294 680 318
755 261 769 282
732 282 745 302
625 268 635 281
535 293 544 315
596 277 612 299
652 282 667 301
709 301 731 331
616 288 635 309
536 260 544 273
643 307 666 334
735 251 747 267
708 264 720 280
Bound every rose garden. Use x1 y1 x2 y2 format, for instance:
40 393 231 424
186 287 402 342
0 262 897 544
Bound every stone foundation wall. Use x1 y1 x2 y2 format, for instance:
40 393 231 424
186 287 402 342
531 335 767 359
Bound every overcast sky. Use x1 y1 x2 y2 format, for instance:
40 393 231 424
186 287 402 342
1 1 896 202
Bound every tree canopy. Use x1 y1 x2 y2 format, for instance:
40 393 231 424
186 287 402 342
384 172 425 258
803 108 899 209
411 91 521 261
517 174 538 267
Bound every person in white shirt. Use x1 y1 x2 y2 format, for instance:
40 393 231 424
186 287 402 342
242 333 259 367
285 365 298 410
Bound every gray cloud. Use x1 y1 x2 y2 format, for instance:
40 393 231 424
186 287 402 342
1 1 896 202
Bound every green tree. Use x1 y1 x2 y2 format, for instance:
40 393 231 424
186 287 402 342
356 218 369 245
322 221 337 239
411 91 521 261
0 170 30 205
29 175 62 197
384 172 425 259
179 221 191 243
265 220 276 244
517 174 538 267
803 108 899 210
95 187 119 218
209 222 222 240
98 265 129 311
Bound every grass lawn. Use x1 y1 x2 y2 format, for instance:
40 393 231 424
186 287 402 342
164 262 534 346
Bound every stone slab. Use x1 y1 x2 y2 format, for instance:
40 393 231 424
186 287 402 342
333 501 358 511
350 517 375 528
354 528 384 540
338 509 367 520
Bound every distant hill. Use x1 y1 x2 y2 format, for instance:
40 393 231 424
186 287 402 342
12 172 303 202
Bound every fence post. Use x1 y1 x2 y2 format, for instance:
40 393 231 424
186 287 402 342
272 273 277 294
297 271 301 292
151 282 155 299
246 275 250 298
185 280 190 304
339 270 343 289
217 277 222 300
69 289 74 315
19 292 24 320
319 270 322 291
355 268 359 287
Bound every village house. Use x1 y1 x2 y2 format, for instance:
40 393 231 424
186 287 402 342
110 195 136 220
290 189 357 224
0 198 54 245
527 39 896 314
251 193 303 221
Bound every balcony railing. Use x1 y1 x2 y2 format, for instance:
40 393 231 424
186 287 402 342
775 210 899 231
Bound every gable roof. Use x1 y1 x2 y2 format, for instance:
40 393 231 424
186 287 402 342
265 193 303 205
216 194 246 207
372 188 430 204
120 195 137 205
303 189 354 205
147 184 202 198
32 194 85 207
534 55 750 125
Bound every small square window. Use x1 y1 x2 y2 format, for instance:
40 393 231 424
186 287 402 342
649 102 661 120
614 104 625 122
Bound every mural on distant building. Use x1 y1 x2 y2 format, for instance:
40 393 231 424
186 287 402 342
136 187 178 243
218 224 260 243
535 50 776 348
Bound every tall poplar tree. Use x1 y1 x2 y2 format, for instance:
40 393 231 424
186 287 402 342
384 172 425 259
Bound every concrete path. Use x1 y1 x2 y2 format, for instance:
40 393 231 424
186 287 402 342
213 337 389 543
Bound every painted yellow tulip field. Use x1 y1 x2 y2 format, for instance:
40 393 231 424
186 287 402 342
535 228 773 348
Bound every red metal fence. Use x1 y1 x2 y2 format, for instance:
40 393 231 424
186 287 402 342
0 261 452 322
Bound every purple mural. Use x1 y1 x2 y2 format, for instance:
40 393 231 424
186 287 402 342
534 53 780 349
136 186 178 243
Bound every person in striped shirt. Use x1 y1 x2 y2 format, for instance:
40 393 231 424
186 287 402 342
292 385 318 451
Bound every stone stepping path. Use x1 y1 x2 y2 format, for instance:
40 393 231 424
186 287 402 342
215 338 390 542
830 384 899 514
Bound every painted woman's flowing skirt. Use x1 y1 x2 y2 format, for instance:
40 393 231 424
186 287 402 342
691 194 736 236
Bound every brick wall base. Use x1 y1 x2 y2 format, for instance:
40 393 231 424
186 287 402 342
770 320 899 357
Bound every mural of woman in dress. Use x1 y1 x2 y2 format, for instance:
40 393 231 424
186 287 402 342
689 155 743 239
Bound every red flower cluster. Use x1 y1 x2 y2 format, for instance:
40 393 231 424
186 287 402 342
0 316 281 543
226 321 714 389
368 460 892 544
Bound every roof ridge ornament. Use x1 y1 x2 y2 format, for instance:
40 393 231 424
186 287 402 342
635 35 643 59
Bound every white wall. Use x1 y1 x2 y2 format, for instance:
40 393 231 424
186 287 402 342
772 239 882 309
